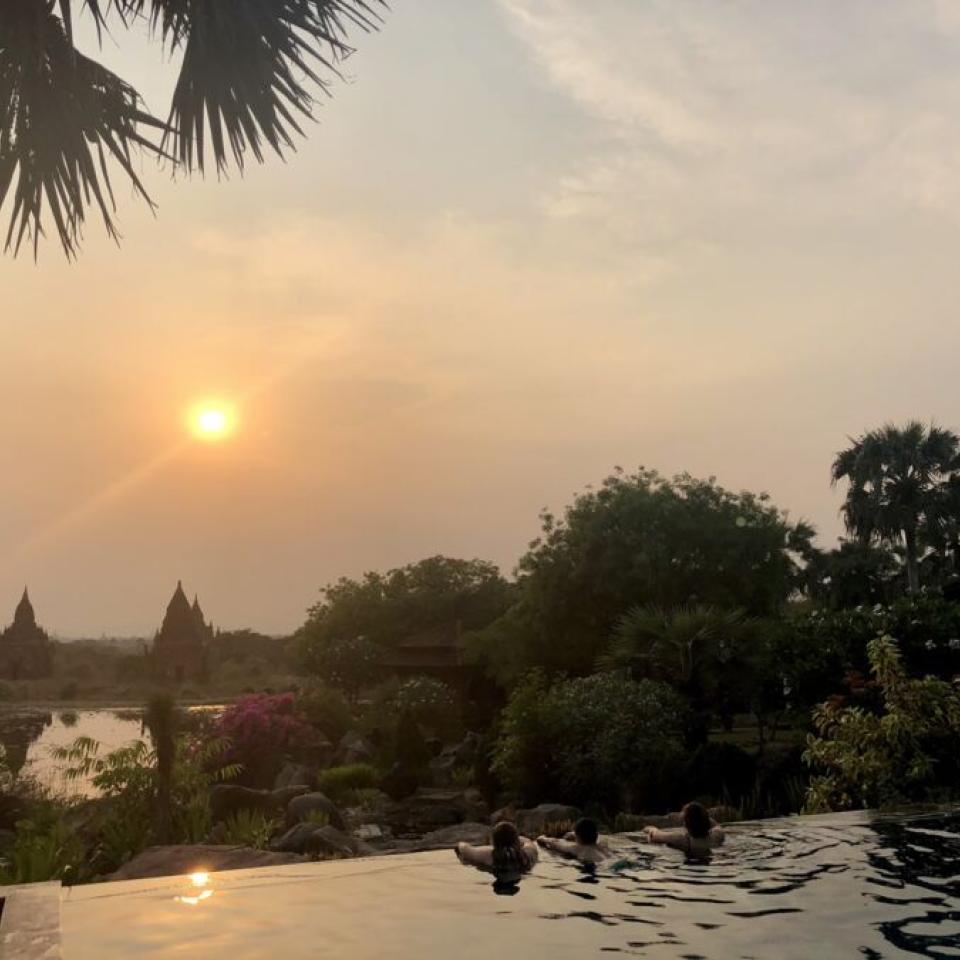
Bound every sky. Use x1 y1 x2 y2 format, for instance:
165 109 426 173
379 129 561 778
4 0 960 637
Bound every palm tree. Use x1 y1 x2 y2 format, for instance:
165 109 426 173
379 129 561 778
142 693 180 844
831 421 960 594
1 1 385 258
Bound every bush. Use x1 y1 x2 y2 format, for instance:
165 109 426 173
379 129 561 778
220 809 280 850
316 763 380 801
678 743 758 808
1 817 84 885
804 634 960 812
297 683 353 743
492 671 688 812
214 693 315 787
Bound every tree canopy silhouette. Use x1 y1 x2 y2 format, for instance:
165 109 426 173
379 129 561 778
0 0 385 258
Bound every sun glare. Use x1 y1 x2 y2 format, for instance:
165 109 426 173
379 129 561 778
189 403 235 441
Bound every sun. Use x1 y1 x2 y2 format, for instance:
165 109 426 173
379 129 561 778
189 402 235 441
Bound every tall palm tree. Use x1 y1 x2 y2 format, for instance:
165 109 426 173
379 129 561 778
142 693 180 844
1 1 385 257
831 421 960 594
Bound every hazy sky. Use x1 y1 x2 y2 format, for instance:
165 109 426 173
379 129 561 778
4 0 960 636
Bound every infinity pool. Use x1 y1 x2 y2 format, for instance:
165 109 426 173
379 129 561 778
58 809 960 959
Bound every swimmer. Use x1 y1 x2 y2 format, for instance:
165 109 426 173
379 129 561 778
643 802 724 859
537 817 609 864
455 821 538 881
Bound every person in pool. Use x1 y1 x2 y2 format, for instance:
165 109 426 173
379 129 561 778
536 817 609 864
643 802 725 859
455 821 539 881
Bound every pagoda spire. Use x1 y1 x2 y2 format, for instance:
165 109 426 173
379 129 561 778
13 587 36 626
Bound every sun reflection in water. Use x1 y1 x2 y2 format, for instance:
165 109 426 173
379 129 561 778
175 871 214 905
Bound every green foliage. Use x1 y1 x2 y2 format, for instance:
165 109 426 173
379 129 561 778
298 556 513 687
832 421 960 593
1 817 84 885
296 682 354 742
317 763 380 801
220 809 281 850
450 765 474 789
470 469 815 685
492 671 688 811
305 637 384 702
302 809 330 827
804 635 960 812
391 676 458 736
51 732 240 873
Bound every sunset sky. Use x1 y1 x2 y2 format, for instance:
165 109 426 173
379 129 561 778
4 0 960 637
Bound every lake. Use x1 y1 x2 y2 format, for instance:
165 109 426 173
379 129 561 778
0 705 224 798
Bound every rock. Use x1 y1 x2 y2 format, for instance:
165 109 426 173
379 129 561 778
210 784 311 824
425 737 444 758
0 828 16 853
513 803 580 837
274 762 317 791
311 825 360 859
354 824 384 841
286 791 346 831
271 822 323 854
271 823 365 858
637 812 684 829
338 730 375 765
460 788 489 824
409 822 491 851
382 789 484 834
709 805 742 824
109 845 304 881
381 761 421 801
490 805 516 825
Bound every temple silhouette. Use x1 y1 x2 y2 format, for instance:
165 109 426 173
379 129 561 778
0 589 53 680
149 581 213 683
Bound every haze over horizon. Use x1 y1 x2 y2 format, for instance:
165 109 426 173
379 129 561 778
4 0 960 636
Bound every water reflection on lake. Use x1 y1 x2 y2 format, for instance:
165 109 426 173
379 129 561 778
0 705 223 797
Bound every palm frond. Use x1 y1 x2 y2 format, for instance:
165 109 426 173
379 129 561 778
154 0 385 174
0 1 167 257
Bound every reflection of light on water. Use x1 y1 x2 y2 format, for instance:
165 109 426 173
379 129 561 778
175 871 213 905
176 889 213 906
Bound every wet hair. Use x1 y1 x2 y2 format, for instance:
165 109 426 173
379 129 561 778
491 821 532 875
574 817 599 846
682 802 712 840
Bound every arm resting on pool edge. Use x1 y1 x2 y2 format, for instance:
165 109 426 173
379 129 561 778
455 843 494 868
536 836 580 857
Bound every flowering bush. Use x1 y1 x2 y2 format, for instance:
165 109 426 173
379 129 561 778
215 693 314 787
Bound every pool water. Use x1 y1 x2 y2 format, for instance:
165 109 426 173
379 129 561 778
59 809 960 959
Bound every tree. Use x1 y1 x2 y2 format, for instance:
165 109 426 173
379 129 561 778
297 555 513 674
831 421 960 594
469 468 815 685
0 1 386 257
601 605 752 741
804 634 960 812
804 540 900 609
308 635 382 702
491 671 688 811
142 694 180 844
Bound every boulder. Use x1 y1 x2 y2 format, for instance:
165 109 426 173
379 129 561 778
285 791 346 831
409 822 491 852
382 789 483 834
210 784 310 824
513 803 580 837
381 762 421 801
109 845 304 881
338 731 375 765
274 762 317 792
271 823 365 858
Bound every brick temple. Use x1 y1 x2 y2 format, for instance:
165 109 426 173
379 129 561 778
149 581 212 683
0 588 53 680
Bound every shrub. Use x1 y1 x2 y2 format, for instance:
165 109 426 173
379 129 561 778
492 671 688 811
1 818 84 885
220 809 280 850
804 634 960 812
317 763 379 801
214 693 315 787
297 683 353 743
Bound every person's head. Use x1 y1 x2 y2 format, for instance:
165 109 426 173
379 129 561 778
682 802 712 839
573 817 599 846
492 821 521 851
